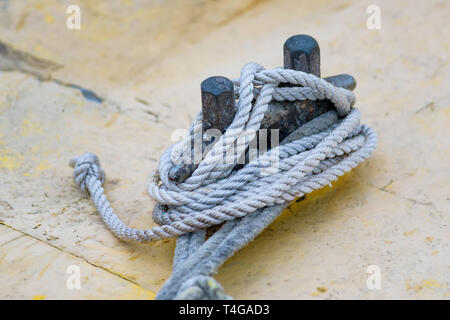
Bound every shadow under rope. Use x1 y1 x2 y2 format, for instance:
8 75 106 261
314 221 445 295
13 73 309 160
0 40 103 103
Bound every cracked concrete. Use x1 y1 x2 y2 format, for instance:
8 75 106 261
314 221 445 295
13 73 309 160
0 0 448 299
0 40 61 79
0 224 156 299
0 221 144 287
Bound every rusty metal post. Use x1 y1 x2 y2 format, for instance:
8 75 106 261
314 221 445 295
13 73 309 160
260 34 356 141
201 76 235 133
260 34 326 141
169 76 235 182
324 73 356 91
169 34 357 182
283 34 356 89
284 34 320 76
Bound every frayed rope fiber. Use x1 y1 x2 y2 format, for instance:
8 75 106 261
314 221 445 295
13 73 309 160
69 62 377 299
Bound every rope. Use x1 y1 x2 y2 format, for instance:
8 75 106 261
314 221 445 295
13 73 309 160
69 62 377 299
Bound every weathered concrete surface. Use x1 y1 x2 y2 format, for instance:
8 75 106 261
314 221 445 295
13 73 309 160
0 0 448 299
0 225 156 299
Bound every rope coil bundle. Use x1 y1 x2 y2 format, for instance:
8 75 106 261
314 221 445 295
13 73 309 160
70 62 377 299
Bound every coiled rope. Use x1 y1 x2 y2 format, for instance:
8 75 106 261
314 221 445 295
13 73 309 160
70 62 377 299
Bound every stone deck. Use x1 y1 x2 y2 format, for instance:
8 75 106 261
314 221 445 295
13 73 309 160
0 0 448 299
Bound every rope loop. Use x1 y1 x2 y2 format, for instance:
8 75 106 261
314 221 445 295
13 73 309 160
69 63 377 242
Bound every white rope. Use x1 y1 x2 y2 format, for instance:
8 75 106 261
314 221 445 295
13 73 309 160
70 62 377 243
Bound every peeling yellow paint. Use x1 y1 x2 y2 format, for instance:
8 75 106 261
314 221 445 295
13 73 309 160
38 264 51 279
21 115 43 137
277 172 353 223
406 279 447 292
35 160 50 174
104 113 119 128
422 279 446 289
0 149 23 171
32 295 46 300
311 286 327 296
133 285 156 300
70 97 86 107
128 254 140 261
44 14 54 24
361 219 374 227
403 228 418 237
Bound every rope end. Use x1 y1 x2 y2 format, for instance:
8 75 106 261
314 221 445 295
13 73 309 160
70 152 105 192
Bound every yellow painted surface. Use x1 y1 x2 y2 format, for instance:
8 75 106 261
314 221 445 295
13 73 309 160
0 0 448 299
0 225 155 299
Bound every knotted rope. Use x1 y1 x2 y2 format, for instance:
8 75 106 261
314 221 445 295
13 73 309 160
70 62 377 299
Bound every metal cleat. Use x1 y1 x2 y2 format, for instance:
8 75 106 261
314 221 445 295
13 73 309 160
169 34 357 183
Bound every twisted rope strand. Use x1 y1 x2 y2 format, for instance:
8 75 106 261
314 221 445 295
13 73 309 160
70 63 377 243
